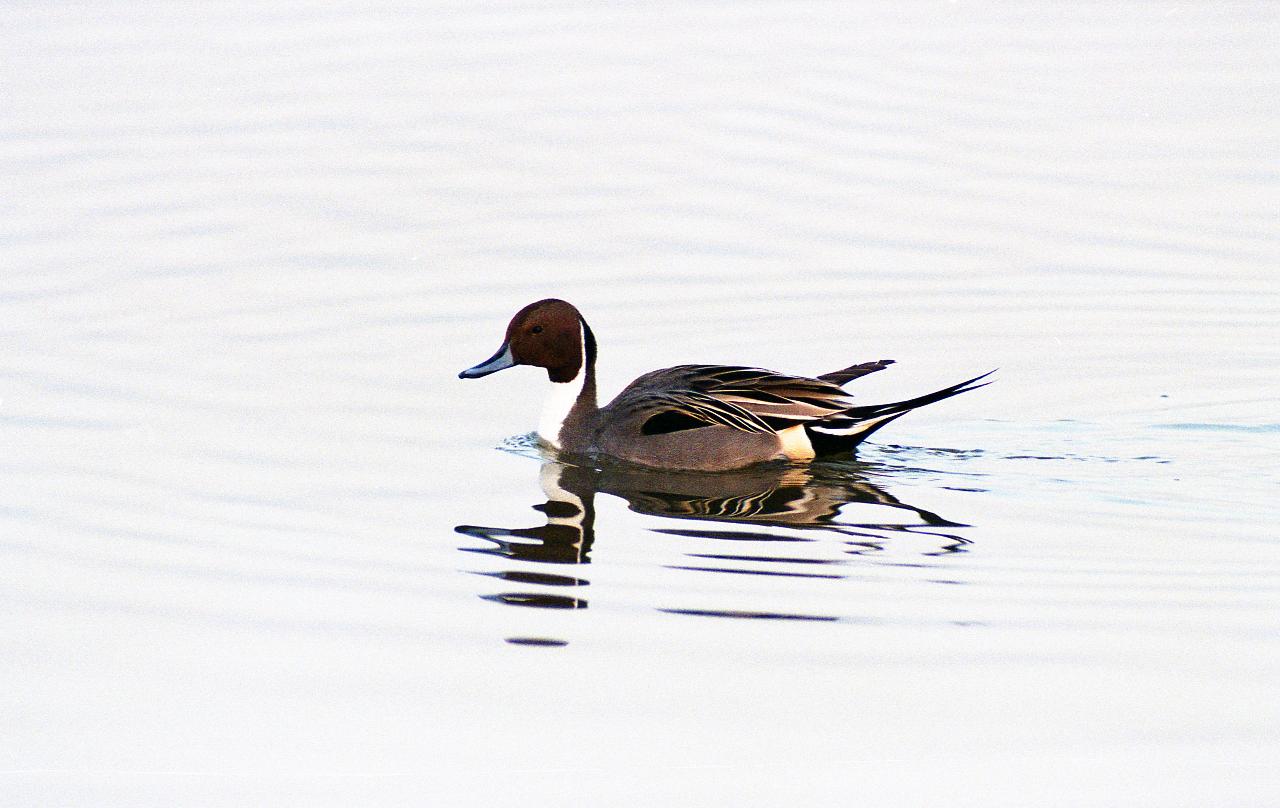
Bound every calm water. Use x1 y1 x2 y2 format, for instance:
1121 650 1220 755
3 3 1279 806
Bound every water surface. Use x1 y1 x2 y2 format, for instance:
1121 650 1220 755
2 3 1278 806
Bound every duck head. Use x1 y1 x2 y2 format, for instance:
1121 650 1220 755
458 298 595 384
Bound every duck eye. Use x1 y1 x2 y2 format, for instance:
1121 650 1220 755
531 325 544 334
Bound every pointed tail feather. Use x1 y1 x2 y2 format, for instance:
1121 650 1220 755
804 370 996 455
817 359 895 386
835 369 996 424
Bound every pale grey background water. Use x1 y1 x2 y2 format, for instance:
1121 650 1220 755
2 3 1278 806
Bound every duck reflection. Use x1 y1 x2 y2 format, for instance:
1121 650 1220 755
458 460 967 632
455 458 962 578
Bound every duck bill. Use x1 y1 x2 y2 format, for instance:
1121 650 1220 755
458 343 516 379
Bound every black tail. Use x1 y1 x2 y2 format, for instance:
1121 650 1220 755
803 370 996 456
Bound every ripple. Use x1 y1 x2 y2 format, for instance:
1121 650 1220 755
504 637 569 647
658 608 839 622
666 565 845 580
480 593 588 610
651 528 814 543
685 554 845 565
1154 422 1280 434
478 570 589 587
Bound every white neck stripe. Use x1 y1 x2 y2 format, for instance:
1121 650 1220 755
537 321 587 448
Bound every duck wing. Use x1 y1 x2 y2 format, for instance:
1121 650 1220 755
608 364 882 436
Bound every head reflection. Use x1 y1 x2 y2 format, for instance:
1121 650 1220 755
457 462 597 565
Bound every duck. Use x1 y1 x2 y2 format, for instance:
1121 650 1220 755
458 299 992 471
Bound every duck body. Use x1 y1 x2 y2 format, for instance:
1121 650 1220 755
459 299 991 472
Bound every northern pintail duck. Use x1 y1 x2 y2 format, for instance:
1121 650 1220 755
459 299 992 471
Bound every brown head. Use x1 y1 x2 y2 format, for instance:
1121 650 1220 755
458 299 596 383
